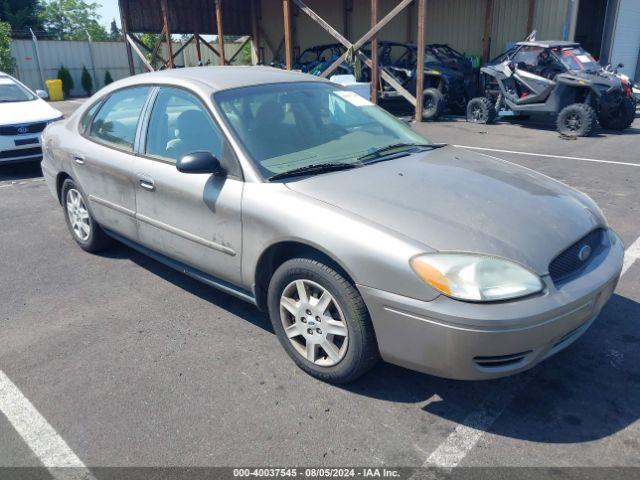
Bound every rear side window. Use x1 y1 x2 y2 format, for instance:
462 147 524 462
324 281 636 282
89 87 150 151
79 100 103 133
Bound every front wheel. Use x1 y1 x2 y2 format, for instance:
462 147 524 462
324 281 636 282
267 257 379 384
466 97 496 124
422 88 445 121
556 103 597 137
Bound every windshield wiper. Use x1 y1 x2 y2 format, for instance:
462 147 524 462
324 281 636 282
268 162 359 181
357 142 446 162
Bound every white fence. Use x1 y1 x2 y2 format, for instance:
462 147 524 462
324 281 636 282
10 38 250 97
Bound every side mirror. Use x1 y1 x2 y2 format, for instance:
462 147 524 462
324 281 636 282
36 89 48 99
617 63 624 69
176 151 225 175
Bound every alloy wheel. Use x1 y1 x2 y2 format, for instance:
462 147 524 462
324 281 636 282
565 113 582 132
66 188 91 241
279 279 348 367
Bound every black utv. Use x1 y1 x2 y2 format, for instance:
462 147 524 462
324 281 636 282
467 41 636 136
361 42 477 120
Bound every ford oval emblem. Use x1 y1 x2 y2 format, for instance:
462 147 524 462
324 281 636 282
17 126 28 134
578 245 592 262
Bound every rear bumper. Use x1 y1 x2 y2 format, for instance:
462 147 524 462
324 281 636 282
359 229 624 380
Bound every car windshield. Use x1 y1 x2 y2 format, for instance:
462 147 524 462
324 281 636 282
553 47 598 71
214 82 429 179
0 77 36 102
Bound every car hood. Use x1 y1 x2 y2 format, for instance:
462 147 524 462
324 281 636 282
0 98 61 125
285 146 606 275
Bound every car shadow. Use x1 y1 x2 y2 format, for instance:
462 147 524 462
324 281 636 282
343 292 640 443
0 162 43 182
98 239 640 444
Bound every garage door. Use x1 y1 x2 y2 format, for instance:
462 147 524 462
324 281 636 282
609 0 640 80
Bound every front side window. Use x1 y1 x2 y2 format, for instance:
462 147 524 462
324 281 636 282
215 82 429 179
512 46 545 71
0 77 36 102
89 86 151 151
145 87 224 163
79 100 103 133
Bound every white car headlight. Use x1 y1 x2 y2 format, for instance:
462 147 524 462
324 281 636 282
410 253 544 302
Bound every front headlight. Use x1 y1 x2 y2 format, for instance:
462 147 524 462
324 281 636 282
410 253 544 302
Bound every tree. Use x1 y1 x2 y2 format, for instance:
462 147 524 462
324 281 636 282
0 0 43 34
40 0 108 41
81 65 92 95
0 22 16 74
140 33 165 69
57 65 73 97
109 19 121 40
104 70 113 85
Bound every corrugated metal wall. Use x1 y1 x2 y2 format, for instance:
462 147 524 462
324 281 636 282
256 0 571 64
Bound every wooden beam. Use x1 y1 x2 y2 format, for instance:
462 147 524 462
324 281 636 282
526 0 536 34
357 51 416 106
171 35 194 61
129 32 166 67
414 0 426 122
160 0 174 68
251 0 261 64
119 0 135 75
370 0 378 103
283 0 293 69
215 0 226 65
228 36 251 64
150 25 166 67
198 34 222 58
195 30 202 64
482 0 494 64
126 34 154 71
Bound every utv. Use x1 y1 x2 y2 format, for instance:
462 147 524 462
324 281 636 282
359 42 477 120
294 43 352 76
467 41 635 136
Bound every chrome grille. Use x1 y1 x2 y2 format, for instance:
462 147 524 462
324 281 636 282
549 229 604 284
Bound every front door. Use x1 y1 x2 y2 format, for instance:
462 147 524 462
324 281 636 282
134 87 243 286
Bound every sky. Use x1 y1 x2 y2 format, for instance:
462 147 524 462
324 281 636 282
96 0 121 28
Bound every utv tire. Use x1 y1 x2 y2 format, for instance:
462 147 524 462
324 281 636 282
267 257 379 384
61 179 112 253
422 88 445 121
598 97 635 130
556 103 596 137
466 97 496 124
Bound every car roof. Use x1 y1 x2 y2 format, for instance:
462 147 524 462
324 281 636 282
112 66 326 92
515 40 580 48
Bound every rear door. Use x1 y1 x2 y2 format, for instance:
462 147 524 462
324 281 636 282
134 86 244 285
74 86 152 240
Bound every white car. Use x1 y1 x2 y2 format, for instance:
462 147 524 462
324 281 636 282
0 73 63 164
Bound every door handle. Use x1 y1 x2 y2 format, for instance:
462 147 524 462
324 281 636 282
73 154 85 165
138 177 155 191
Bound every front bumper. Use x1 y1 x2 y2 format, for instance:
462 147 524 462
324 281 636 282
359 229 624 380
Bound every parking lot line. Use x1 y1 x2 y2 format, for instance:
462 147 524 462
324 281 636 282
454 145 640 168
424 235 640 468
0 370 95 479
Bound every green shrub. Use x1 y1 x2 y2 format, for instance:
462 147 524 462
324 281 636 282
104 70 114 85
57 65 74 97
81 65 93 96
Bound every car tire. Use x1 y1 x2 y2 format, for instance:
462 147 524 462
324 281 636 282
61 179 111 253
466 97 496 124
422 88 445 121
267 257 379 384
598 97 635 130
557 103 597 137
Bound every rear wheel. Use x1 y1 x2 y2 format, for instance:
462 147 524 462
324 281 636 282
598 97 635 130
61 179 111 252
267 257 379 384
556 103 596 137
422 88 445 121
466 97 496 124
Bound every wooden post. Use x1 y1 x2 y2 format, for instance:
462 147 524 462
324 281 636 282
414 0 426 122
216 0 226 65
370 0 378 103
283 0 293 69
195 32 202 65
251 0 261 64
482 0 494 64
160 0 174 68
526 0 535 34
119 0 135 75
